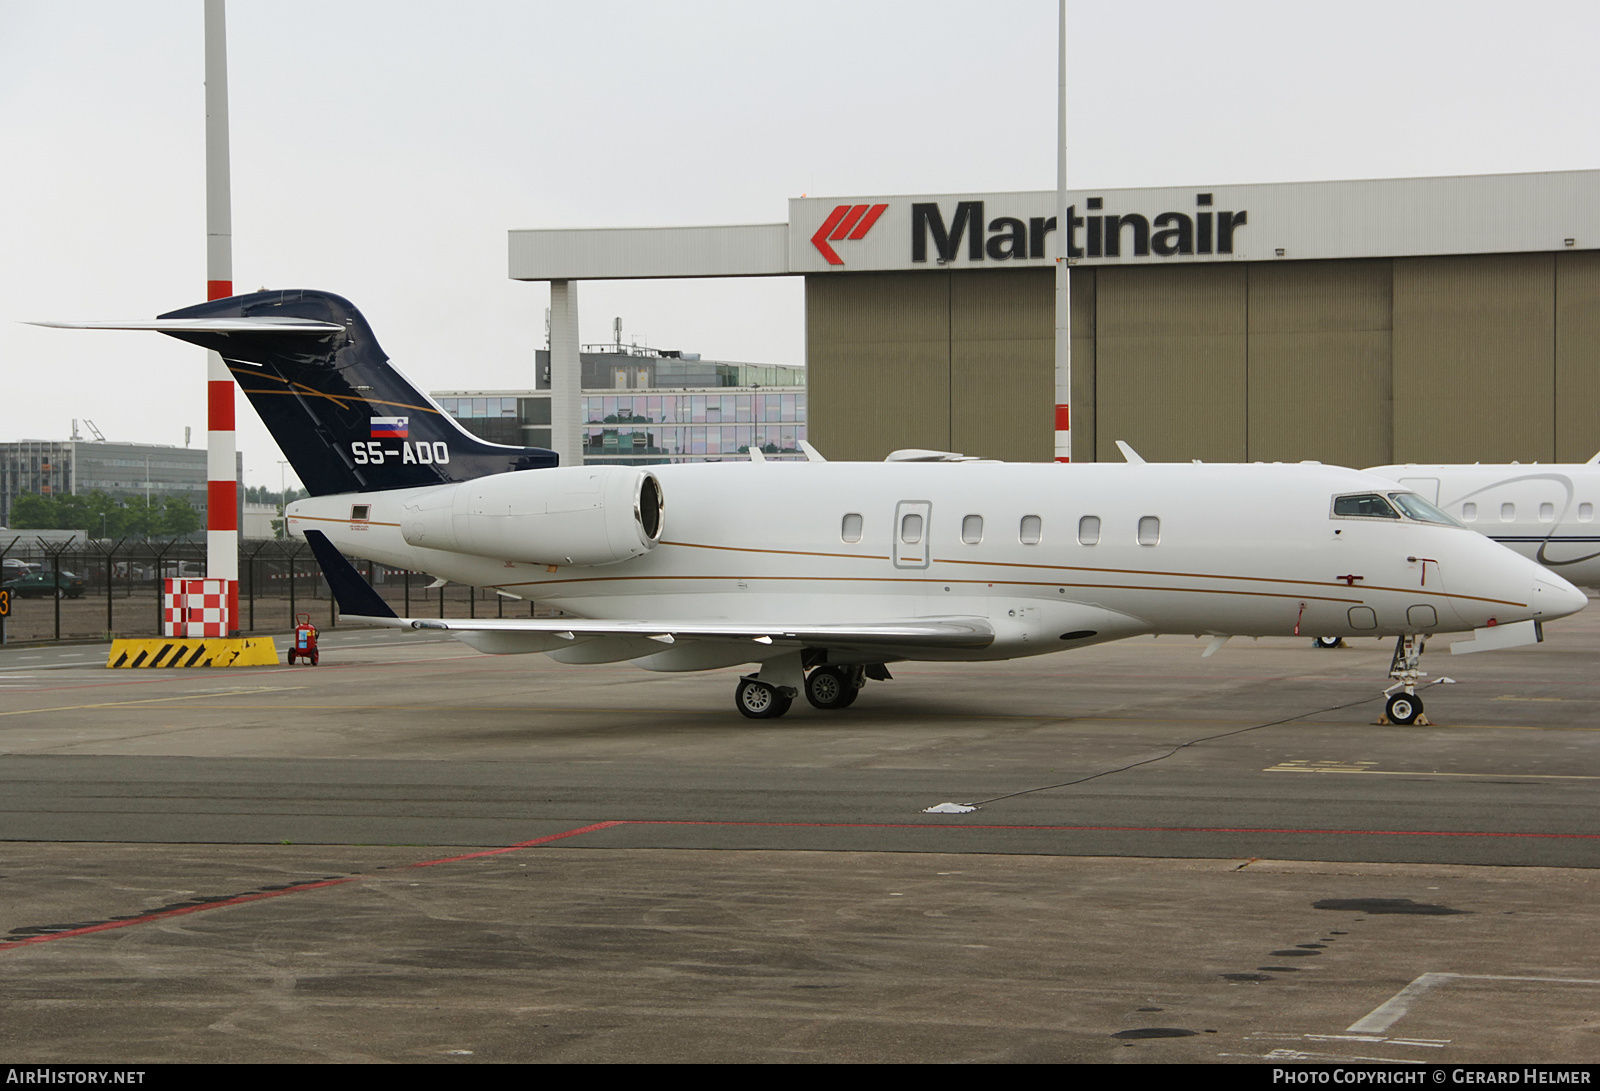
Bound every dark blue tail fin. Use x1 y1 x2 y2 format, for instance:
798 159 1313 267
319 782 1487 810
155 289 557 496
304 530 400 619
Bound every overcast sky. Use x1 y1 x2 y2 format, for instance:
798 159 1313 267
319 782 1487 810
3 0 1598 491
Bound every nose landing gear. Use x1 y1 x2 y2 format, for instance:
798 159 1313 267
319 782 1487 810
1381 633 1451 725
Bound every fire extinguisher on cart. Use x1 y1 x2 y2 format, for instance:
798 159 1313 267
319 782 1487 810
287 613 319 666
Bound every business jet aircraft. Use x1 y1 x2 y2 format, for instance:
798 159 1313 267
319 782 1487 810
42 289 1587 725
1367 460 1600 590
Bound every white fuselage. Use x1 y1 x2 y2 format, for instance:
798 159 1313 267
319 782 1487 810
1367 463 1600 589
287 460 1582 666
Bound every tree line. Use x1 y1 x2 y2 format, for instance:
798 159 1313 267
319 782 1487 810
7 491 202 538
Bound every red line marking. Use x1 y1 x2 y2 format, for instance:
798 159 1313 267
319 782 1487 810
0 822 624 953
408 821 627 867
7 818 1590 954
0 878 354 951
206 280 233 301
1054 403 1070 430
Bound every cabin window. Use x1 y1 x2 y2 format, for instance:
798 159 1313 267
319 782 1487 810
1461 502 1477 522
1019 515 1042 545
1581 503 1594 523
961 515 983 544
1138 516 1161 546
1501 502 1516 522
1078 515 1101 545
900 513 924 544
1540 502 1555 523
1332 493 1400 519
841 513 862 543
350 505 370 521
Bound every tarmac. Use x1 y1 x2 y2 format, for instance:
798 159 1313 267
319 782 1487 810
1 610 1598 1064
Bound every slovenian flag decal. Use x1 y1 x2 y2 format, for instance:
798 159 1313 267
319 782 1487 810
370 416 408 439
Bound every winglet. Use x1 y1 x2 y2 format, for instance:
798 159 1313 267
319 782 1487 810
1115 440 1146 464
304 530 399 620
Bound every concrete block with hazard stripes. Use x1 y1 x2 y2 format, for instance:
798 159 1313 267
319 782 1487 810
106 637 279 669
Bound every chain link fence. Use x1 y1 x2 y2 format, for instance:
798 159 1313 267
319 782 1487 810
0 535 538 644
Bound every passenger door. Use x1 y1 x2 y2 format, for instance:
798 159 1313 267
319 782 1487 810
893 501 932 570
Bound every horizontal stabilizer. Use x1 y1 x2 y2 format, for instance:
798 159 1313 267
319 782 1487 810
29 318 342 333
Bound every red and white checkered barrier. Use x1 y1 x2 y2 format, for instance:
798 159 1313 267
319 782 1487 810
163 578 234 637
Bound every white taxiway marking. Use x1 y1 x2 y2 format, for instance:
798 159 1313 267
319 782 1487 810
1221 1048 1424 1063
1248 1032 1448 1048
1349 972 1600 1034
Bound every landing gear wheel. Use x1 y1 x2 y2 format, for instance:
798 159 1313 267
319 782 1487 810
736 678 792 719
1313 636 1343 649
1386 692 1423 726
805 666 860 709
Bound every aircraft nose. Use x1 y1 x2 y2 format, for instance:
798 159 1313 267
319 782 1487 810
1533 574 1589 620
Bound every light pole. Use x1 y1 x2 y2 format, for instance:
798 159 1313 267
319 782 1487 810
277 460 289 538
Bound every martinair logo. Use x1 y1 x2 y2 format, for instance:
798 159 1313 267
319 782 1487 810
811 203 889 265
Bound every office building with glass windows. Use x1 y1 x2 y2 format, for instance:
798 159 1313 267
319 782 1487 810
435 344 805 467
0 438 241 528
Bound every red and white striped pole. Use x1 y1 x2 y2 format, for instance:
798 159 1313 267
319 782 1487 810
205 0 238 635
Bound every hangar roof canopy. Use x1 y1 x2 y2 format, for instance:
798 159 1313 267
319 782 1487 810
509 169 1600 282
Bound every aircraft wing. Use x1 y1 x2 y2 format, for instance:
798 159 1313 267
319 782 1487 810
380 613 994 648
302 530 994 652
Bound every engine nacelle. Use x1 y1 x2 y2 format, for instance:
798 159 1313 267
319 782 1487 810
399 466 663 567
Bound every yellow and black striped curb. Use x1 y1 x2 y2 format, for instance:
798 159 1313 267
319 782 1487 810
107 637 279 668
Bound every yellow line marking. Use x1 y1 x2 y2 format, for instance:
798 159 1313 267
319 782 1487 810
0 687 306 717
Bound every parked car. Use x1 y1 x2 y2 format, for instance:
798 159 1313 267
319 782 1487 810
2 558 38 581
3 571 87 598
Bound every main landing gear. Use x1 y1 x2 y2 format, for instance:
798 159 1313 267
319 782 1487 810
734 662 884 719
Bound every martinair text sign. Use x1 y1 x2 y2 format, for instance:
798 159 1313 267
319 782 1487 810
785 172 1600 275
508 171 1599 283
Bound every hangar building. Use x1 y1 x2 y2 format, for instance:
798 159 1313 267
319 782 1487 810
509 169 1600 467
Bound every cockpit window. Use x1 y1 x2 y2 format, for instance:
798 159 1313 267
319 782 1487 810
1388 491 1462 527
1332 493 1400 519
